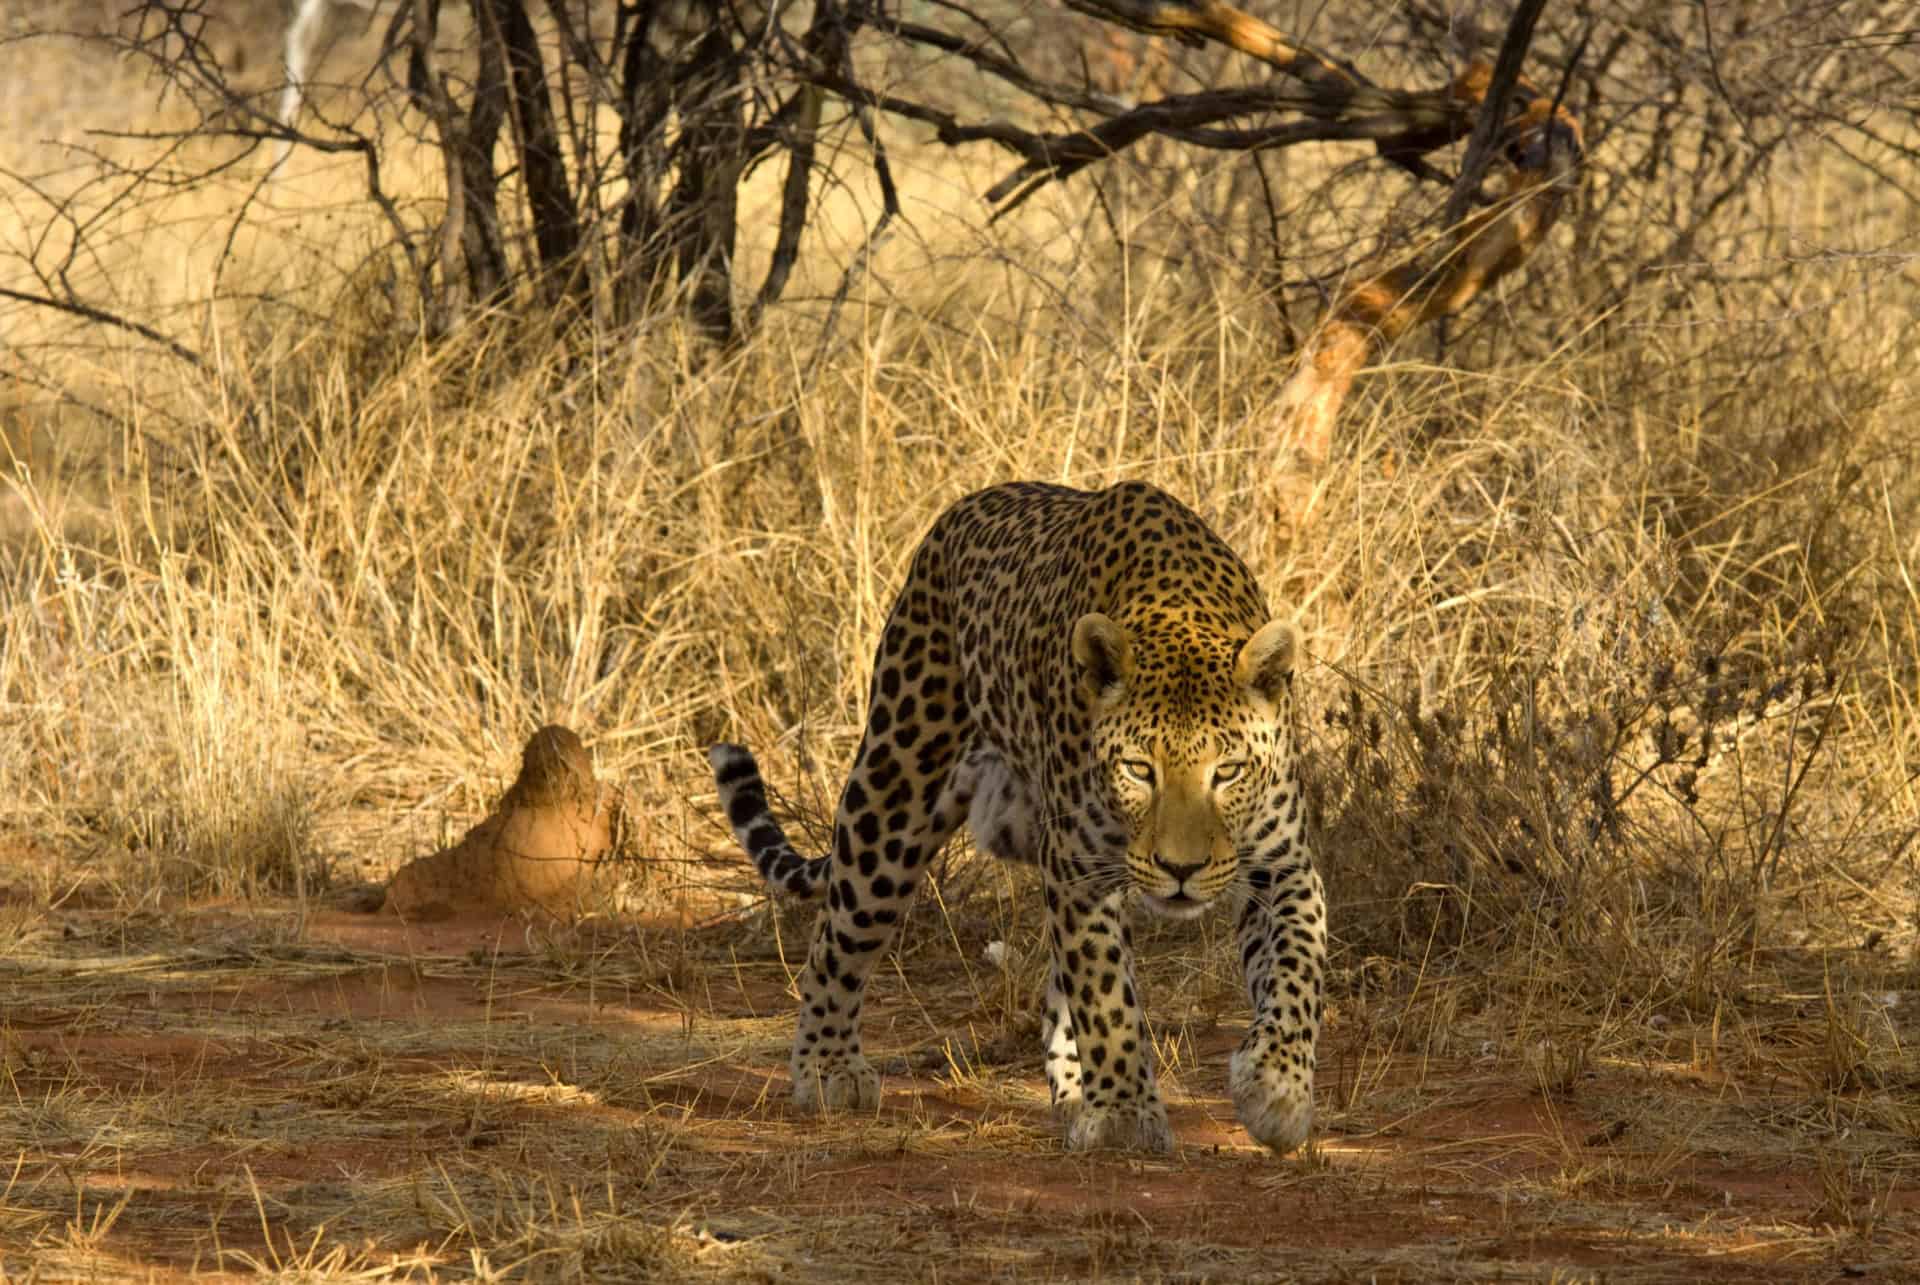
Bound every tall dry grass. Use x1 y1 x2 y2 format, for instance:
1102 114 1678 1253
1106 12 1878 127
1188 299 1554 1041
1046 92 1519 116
0 15 1914 1033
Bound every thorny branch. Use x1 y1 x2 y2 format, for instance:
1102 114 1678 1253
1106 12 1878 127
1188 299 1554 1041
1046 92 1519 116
25 0 1899 377
0 285 212 375
804 0 1518 215
8 0 1576 345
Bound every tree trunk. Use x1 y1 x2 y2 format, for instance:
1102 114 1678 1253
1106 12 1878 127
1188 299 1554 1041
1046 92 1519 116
478 0 584 310
456 0 511 305
664 17 744 344
614 2 674 325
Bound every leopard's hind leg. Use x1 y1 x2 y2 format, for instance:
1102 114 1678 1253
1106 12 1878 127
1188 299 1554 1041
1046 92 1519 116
785 615 972 1112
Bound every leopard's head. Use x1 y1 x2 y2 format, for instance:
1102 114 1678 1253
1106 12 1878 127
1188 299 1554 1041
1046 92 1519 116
1071 610 1299 920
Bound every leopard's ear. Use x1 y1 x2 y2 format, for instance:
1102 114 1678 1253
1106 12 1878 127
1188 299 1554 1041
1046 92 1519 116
1236 618 1298 709
1071 612 1134 704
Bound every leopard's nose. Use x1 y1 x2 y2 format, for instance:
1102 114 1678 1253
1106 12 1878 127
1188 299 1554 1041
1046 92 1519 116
1154 857 1205 886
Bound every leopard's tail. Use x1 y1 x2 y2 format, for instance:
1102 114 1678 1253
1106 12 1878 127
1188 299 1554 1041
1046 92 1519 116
708 744 830 898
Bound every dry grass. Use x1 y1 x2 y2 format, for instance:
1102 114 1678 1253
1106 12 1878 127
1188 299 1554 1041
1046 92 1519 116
3 2 1919 1280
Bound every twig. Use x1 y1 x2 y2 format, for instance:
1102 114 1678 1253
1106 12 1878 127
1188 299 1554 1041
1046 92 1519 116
874 14 1133 116
0 286 212 375
1440 0 1552 232
1059 0 1371 95
804 66 1475 215
810 56 900 372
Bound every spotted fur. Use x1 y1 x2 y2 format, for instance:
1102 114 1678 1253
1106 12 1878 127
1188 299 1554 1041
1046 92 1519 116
710 481 1327 1154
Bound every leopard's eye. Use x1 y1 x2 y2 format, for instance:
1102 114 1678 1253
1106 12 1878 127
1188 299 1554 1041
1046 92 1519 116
1211 761 1246 787
1121 759 1156 786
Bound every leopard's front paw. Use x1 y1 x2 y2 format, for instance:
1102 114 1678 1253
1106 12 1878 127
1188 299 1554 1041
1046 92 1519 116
790 1053 879 1112
1045 1064 1085 1118
1229 1041 1313 1154
1063 1098 1172 1154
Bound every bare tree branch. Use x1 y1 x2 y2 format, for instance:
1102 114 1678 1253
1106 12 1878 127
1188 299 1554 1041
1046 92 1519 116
0 285 211 374
1060 0 1370 93
1265 56 1586 528
873 13 1134 117
1441 0 1553 233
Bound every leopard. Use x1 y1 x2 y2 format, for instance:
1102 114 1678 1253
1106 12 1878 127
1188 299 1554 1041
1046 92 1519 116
709 480 1327 1155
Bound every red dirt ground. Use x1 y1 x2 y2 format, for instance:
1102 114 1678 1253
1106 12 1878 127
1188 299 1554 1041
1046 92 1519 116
3 902 1914 1282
